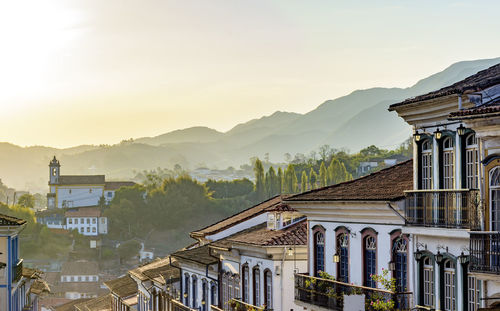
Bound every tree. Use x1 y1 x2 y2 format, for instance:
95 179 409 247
284 153 292 164
17 194 35 209
117 240 141 264
309 168 318 189
319 162 327 187
318 145 332 162
265 167 280 198
301 171 308 192
283 165 298 194
277 167 284 193
253 158 266 201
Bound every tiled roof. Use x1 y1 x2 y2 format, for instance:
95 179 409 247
58 175 105 185
22 267 42 279
389 63 500 110
0 213 26 226
104 181 136 190
171 244 218 265
54 299 92 311
74 294 111 311
448 101 500 120
65 207 101 218
61 260 99 276
142 263 180 285
191 195 290 238
30 279 51 295
128 257 171 281
104 275 137 298
213 220 307 248
286 160 413 202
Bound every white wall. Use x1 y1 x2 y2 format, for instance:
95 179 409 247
56 186 104 208
206 213 268 242
66 216 99 236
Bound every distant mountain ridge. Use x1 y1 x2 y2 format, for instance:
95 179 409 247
2 57 499 192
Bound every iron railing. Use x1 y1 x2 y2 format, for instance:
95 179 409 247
229 299 269 311
12 259 23 283
211 305 224 311
295 274 412 311
470 232 500 274
404 190 480 229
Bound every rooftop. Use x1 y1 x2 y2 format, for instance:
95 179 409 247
104 181 136 190
191 195 292 238
286 160 413 202
128 257 171 281
0 213 26 226
213 219 307 248
389 63 500 110
448 100 500 120
104 275 137 298
65 207 101 218
74 294 111 311
54 299 92 311
61 260 99 276
171 244 218 265
57 175 106 185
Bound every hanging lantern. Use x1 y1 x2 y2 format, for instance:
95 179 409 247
413 130 422 142
457 124 466 136
434 128 442 140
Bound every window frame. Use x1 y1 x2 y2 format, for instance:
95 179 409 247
312 225 326 276
335 227 350 283
361 228 377 288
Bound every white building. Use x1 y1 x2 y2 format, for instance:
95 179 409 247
58 260 102 299
47 156 135 209
65 207 107 236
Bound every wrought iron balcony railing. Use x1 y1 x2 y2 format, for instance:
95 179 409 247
295 273 412 311
229 299 271 311
470 232 500 274
404 190 480 229
12 259 23 283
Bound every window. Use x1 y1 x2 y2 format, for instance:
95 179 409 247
68 219 73 224
184 274 190 306
75 218 79 224
242 265 249 303
314 231 325 276
423 257 434 307
92 227 96 233
69 189 72 194
465 133 479 189
89 188 92 193
264 270 272 309
92 218 96 224
337 232 349 282
491 167 500 230
421 140 433 189
192 275 197 308
253 267 260 306
443 136 454 189
202 280 208 311
443 259 456 311
107 192 113 198
468 275 481 311
363 235 376 288
87 218 90 224
211 282 217 307
392 236 408 292
101 218 106 224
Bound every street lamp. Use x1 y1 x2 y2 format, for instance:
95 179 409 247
287 247 294 256
457 124 466 136
388 260 396 272
434 128 442 140
414 130 422 142
459 252 469 265
414 251 423 261
435 251 444 264
333 253 340 263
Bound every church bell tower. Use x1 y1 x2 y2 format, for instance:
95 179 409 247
49 156 60 185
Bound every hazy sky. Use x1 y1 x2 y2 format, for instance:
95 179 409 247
1 0 499 148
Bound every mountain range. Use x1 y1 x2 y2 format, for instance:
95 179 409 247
2 57 499 192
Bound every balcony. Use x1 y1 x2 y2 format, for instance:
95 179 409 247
404 190 480 229
295 274 412 311
229 299 269 311
470 232 500 274
12 259 23 283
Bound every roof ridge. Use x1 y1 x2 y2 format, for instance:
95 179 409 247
285 159 412 201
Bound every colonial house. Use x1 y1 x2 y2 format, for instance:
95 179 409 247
388 62 500 310
0 213 50 310
171 195 308 311
284 160 414 310
65 207 108 236
47 156 135 209
51 260 106 300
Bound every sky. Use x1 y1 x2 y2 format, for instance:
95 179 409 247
1 0 500 148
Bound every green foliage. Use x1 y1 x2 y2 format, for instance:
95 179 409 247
253 159 266 201
369 269 397 310
319 162 327 187
17 194 35 209
309 168 318 189
117 240 141 263
205 179 253 199
300 171 308 192
283 164 298 194
264 167 280 198
277 167 284 193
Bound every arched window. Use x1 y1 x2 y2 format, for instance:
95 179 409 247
202 280 208 311
392 236 408 292
221 273 229 310
443 136 454 189
336 232 349 282
242 264 250 303
313 231 325 276
362 230 377 288
491 167 500 230
264 269 272 309
465 133 479 189
192 275 198 308
423 256 435 307
253 266 261 306
443 259 456 311
422 140 433 189
184 273 190 306
210 282 217 307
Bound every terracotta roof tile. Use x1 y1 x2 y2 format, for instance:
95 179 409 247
128 257 171 281
104 275 137 298
286 160 413 202
0 213 26 226
171 244 218 265
389 63 500 110
65 207 101 218
58 175 105 185
104 182 136 190
54 299 92 311
191 195 290 238
61 260 99 276
448 101 500 120
75 294 111 311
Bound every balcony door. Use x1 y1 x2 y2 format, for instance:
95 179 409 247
491 167 500 231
